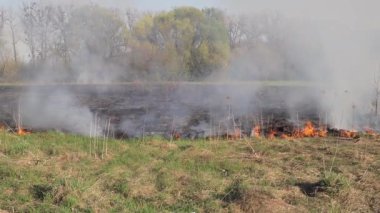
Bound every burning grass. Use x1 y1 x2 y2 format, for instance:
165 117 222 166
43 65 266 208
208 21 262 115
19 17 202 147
0 131 379 212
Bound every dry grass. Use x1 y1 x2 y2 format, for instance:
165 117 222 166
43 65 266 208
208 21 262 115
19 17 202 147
0 131 379 212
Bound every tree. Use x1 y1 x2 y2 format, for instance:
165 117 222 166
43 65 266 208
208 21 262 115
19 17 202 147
5 9 19 63
50 5 72 65
125 8 139 31
227 15 246 49
21 1 55 63
131 7 230 80
68 5 129 60
64 5 130 82
129 13 158 78
0 8 4 31
192 8 230 78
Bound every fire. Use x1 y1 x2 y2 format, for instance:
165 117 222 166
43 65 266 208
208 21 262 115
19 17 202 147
17 128 30 136
364 127 377 136
226 128 242 140
172 131 181 140
302 121 315 137
318 128 328 137
339 130 358 138
280 133 292 140
290 121 327 138
251 125 261 138
232 128 242 139
0 123 5 132
267 130 276 140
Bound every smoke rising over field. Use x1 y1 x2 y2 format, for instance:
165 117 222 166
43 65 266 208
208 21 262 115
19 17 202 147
1 0 380 136
219 0 380 129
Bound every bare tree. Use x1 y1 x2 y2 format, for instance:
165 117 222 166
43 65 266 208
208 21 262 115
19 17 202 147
227 15 246 49
51 6 72 64
68 5 128 59
125 8 139 31
374 67 380 116
22 2 54 63
0 8 4 31
5 9 19 63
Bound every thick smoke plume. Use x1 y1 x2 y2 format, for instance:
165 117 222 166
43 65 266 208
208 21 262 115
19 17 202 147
219 0 380 129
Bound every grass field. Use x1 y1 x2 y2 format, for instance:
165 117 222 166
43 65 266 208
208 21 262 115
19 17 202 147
0 131 379 212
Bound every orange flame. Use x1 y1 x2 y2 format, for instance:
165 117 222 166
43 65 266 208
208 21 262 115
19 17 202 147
0 123 5 131
251 125 261 138
318 128 328 137
339 130 358 138
172 131 181 140
267 130 276 140
291 121 327 138
17 128 30 136
227 128 242 140
280 133 292 140
302 121 315 137
364 127 377 136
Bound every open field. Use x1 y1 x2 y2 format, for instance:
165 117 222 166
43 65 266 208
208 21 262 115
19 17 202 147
0 131 379 212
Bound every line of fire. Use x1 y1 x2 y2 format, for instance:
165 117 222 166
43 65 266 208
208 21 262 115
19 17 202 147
0 83 379 141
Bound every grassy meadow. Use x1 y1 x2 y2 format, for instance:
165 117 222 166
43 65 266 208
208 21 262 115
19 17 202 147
0 130 379 212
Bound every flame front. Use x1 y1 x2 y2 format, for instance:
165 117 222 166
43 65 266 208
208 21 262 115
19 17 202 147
280 134 292 140
17 128 29 136
291 121 327 138
364 127 377 136
302 121 315 137
318 128 328 137
251 125 261 138
339 130 358 138
267 130 276 140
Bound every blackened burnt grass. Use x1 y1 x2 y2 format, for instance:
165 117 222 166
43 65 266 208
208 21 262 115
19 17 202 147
0 131 379 212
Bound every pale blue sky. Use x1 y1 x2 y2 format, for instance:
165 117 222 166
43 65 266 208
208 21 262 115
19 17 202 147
0 0 219 10
2 0 380 30
134 0 218 11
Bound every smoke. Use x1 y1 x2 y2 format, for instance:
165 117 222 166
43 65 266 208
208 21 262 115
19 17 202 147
3 0 380 137
20 88 94 135
216 0 380 129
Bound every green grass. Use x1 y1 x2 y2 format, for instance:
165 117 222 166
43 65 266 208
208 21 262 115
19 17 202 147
0 131 379 212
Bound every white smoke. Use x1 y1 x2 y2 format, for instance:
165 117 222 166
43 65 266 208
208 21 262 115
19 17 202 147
219 0 380 129
20 88 94 135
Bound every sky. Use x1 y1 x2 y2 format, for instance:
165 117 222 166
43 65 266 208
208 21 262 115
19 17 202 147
135 0 217 11
0 0 217 10
1 0 380 30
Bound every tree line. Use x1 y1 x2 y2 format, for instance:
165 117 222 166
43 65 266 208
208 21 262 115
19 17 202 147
0 2 302 82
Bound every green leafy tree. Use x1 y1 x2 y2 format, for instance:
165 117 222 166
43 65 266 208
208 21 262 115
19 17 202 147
131 7 230 80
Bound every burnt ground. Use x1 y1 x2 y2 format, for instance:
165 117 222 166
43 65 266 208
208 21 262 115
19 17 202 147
0 83 323 138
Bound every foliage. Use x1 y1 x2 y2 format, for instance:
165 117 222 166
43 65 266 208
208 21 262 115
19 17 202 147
130 7 230 79
2 2 316 82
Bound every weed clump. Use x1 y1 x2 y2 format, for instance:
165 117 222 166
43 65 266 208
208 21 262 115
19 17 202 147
297 171 350 197
321 171 351 194
31 184 53 201
155 171 170 191
111 179 130 198
220 178 246 203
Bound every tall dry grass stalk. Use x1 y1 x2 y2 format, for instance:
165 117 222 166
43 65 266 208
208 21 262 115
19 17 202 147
12 99 22 134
